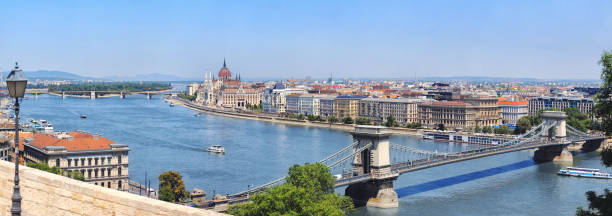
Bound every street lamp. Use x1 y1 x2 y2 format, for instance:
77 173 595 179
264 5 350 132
7 62 27 216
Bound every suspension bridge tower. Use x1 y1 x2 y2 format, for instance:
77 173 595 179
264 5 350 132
345 126 399 208
534 111 572 162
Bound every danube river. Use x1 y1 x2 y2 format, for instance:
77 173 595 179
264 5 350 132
20 94 610 215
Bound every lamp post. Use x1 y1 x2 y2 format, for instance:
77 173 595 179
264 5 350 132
7 62 27 216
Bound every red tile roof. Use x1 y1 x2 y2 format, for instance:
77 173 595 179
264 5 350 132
21 131 115 151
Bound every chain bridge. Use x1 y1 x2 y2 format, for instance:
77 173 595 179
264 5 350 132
228 111 605 208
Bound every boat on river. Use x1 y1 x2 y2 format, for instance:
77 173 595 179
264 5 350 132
81 114 87 119
558 167 612 179
205 145 225 154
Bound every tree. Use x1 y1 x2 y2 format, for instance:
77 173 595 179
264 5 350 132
286 163 335 193
482 126 492 134
593 50 612 135
328 116 339 123
26 162 84 181
307 114 317 121
437 123 445 131
576 51 612 216
385 115 396 127
355 117 370 125
229 163 353 216
474 125 482 133
158 171 190 203
342 117 353 124
515 116 533 134
494 125 512 135
297 114 305 120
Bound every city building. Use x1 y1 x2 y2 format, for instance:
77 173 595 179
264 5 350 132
498 99 528 125
359 98 422 125
199 60 263 108
462 95 502 127
216 86 262 109
285 94 323 116
20 131 130 190
262 83 307 114
418 96 502 130
0 134 8 161
319 96 336 119
528 96 595 116
334 95 368 119
186 83 200 96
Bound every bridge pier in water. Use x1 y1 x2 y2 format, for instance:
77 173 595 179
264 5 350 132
345 126 399 208
534 111 572 163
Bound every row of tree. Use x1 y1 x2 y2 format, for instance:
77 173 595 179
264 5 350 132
49 82 172 92
26 161 85 181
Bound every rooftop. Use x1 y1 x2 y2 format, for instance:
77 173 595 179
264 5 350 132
21 131 119 152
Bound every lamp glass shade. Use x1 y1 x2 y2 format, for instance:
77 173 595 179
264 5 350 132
7 80 27 98
6 63 28 98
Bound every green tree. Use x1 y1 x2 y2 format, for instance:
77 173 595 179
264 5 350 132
494 125 512 135
355 117 370 125
297 114 305 120
576 51 612 216
286 163 335 193
307 114 317 121
385 115 396 127
229 163 353 216
342 117 354 124
158 171 190 203
594 50 612 135
328 116 339 123
26 162 84 181
482 126 492 133
437 123 446 131
515 116 533 134
474 125 482 133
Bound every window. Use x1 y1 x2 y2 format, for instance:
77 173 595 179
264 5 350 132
101 158 105 165
101 169 105 177
56 159 60 167
108 169 111 176
108 182 111 188
118 155 122 164
67 159 72 167
95 158 98 166
101 182 104 187
118 167 122 176
88 158 92 166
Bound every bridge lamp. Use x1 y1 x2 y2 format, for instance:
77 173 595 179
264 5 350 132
6 62 27 216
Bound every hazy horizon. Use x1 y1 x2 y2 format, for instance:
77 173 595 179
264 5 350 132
1 1 611 80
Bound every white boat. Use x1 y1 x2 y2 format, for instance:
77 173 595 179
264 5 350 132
421 134 434 140
205 145 225 154
558 167 612 179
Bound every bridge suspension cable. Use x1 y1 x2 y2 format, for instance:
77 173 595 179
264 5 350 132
229 141 365 197
327 143 374 169
319 141 359 164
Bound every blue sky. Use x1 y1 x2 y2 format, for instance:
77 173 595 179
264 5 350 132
1 0 611 80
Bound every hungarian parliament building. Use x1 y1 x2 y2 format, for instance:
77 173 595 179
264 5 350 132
196 60 263 109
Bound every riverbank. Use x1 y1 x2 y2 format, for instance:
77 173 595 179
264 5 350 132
165 97 423 137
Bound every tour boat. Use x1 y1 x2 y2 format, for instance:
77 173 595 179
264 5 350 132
170 103 175 107
205 145 225 154
80 114 87 119
421 134 434 140
558 167 612 179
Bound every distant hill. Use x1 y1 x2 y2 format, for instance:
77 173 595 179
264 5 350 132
101 73 199 81
0 70 199 81
21 70 97 81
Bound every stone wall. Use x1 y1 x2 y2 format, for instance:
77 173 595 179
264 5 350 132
0 160 225 216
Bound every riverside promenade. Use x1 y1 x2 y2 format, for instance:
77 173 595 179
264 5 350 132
164 97 423 136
